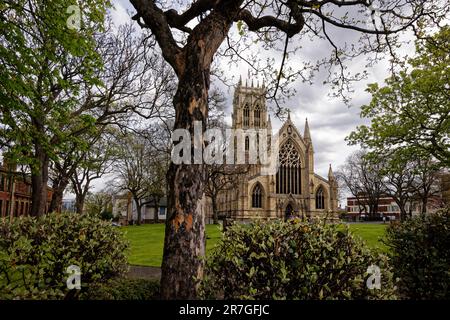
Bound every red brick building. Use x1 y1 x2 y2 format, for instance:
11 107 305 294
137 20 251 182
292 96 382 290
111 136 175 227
346 195 403 220
0 165 52 218
346 194 443 221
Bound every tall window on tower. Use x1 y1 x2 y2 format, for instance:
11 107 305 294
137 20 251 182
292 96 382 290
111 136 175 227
254 105 261 127
243 104 250 127
252 183 263 208
276 139 301 194
316 187 325 209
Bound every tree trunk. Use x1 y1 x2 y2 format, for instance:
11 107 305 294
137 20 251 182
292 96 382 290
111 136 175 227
421 196 428 214
368 204 374 220
75 196 85 214
73 176 93 215
212 196 219 225
30 145 49 216
74 187 89 215
49 176 69 213
160 55 211 299
162 161 206 299
157 7 237 299
8 175 15 219
133 196 143 225
399 205 407 221
154 199 159 223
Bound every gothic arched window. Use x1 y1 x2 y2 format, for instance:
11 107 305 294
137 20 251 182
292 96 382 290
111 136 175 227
252 183 263 208
243 104 250 127
254 105 261 127
316 187 325 209
276 139 301 194
245 136 250 151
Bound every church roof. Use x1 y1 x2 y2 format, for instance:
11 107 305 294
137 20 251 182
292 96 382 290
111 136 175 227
314 173 331 184
277 112 307 147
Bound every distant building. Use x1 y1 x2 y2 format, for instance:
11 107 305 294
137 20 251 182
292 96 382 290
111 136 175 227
0 163 52 218
61 198 77 213
346 194 443 221
112 192 167 225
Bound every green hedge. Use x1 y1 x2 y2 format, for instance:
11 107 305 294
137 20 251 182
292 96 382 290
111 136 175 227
0 213 129 299
201 219 396 300
385 208 450 299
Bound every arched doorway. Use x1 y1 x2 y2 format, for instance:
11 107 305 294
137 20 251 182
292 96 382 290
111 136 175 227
285 203 294 220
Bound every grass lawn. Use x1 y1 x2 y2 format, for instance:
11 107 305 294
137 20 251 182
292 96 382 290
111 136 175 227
346 223 388 253
122 222 388 267
121 223 223 267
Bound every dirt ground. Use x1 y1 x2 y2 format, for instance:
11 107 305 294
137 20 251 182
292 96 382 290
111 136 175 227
127 265 161 280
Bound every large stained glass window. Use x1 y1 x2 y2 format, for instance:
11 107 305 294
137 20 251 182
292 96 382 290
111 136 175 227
276 139 301 194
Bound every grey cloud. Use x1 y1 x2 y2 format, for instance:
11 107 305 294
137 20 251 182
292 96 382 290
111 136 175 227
105 0 409 187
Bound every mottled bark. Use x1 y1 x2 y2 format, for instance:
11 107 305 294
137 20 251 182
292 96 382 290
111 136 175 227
158 8 236 300
160 83 208 299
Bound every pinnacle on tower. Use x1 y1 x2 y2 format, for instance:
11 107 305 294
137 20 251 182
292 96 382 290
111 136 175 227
238 75 242 86
304 117 311 141
287 109 291 121
267 114 272 129
328 164 335 179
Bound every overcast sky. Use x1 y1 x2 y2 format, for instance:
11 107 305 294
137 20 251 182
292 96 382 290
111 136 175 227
110 1 416 175
66 0 418 203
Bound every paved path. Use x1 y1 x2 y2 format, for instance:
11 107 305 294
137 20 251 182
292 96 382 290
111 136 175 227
127 265 161 280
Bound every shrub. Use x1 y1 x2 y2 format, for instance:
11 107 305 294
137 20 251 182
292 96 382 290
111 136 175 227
81 278 160 300
201 219 396 300
0 212 129 299
385 208 450 299
100 210 114 221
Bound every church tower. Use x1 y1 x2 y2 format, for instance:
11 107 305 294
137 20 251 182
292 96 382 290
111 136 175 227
232 76 268 130
211 79 339 223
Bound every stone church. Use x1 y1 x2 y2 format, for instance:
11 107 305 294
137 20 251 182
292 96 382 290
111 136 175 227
208 79 339 222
